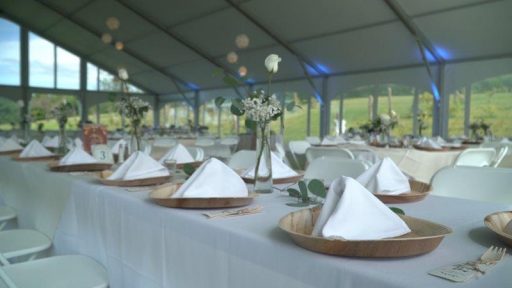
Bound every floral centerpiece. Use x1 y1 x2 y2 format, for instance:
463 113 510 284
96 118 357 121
51 101 75 154
216 54 283 193
360 111 399 144
116 69 150 153
469 119 492 141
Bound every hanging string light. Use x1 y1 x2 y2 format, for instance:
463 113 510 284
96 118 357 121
227 51 238 64
101 33 113 44
115 41 124 51
238 66 248 77
235 34 250 49
106 17 120 30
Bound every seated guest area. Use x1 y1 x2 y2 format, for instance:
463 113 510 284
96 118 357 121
0 0 511 287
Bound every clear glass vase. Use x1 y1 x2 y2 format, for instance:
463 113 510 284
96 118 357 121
57 126 68 155
130 125 144 154
254 122 272 193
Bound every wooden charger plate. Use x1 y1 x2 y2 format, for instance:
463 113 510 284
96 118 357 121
48 162 112 172
279 206 452 258
0 149 22 156
13 155 60 162
412 144 448 152
374 180 431 204
176 161 203 169
149 184 254 209
100 175 171 187
484 211 512 247
242 173 304 185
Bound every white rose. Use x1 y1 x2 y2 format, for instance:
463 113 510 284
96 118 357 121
380 114 391 125
264 54 281 73
118 68 129 80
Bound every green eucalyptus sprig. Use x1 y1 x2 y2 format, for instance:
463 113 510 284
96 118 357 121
286 179 326 207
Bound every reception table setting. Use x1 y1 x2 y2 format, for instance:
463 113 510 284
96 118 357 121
1 55 511 288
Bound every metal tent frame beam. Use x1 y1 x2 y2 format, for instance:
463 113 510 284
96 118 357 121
0 11 158 95
36 0 197 107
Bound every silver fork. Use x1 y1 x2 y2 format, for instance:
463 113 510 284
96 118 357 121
480 246 507 264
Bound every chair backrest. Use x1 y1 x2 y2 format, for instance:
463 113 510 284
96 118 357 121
227 150 256 171
187 146 205 161
348 148 381 166
305 147 354 165
289 141 311 155
493 146 509 168
453 148 496 167
195 137 216 147
202 144 232 159
153 137 177 147
219 136 239 146
305 136 321 145
431 166 512 204
288 141 311 170
304 157 367 185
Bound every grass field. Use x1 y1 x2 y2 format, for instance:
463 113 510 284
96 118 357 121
2 92 511 142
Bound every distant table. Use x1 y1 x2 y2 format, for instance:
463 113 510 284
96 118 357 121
1 156 512 288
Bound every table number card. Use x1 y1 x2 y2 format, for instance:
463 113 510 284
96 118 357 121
92 144 114 164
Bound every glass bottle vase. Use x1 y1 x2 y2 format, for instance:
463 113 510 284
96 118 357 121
130 125 144 154
254 122 272 193
57 126 68 155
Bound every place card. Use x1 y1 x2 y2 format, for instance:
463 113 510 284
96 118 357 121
92 144 114 164
203 205 263 219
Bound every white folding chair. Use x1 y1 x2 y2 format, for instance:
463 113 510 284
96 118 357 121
0 208 16 231
348 148 381 166
431 166 512 204
288 141 311 170
153 137 177 148
305 147 354 166
453 148 496 167
202 144 232 159
0 229 51 265
227 150 256 171
187 147 205 161
0 255 108 288
305 136 321 145
219 136 240 154
195 138 215 147
493 145 509 168
304 157 367 185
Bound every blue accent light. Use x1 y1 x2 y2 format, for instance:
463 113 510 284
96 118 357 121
187 83 200 90
245 78 256 85
305 62 331 76
431 81 440 102
314 92 324 105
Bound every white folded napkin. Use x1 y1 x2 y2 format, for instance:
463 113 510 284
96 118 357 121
59 147 98 165
108 151 169 180
0 138 23 152
321 137 337 145
111 139 127 154
334 135 347 144
159 144 194 164
312 176 411 240
44 136 60 148
19 140 54 158
74 138 83 149
41 135 51 146
416 137 443 149
504 220 512 236
501 138 511 144
356 157 411 195
242 152 298 179
434 136 446 145
172 158 248 198
112 132 123 138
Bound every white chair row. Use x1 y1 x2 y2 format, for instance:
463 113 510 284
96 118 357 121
0 206 108 287
304 157 367 185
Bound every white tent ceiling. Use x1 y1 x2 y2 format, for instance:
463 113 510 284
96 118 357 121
1 0 512 98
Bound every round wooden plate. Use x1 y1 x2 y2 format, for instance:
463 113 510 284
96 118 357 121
279 206 452 258
374 180 431 204
99 175 171 187
13 155 60 162
412 144 447 152
149 184 254 209
0 149 22 156
176 161 203 169
242 173 304 185
484 211 512 247
48 162 112 172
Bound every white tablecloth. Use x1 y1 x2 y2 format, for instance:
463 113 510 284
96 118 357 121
1 156 512 288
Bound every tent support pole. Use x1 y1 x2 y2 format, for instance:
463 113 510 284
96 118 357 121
464 85 471 136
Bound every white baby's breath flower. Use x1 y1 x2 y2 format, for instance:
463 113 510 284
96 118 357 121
264 54 281 73
380 114 391 126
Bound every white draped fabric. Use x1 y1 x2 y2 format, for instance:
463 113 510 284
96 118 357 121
0 156 511 288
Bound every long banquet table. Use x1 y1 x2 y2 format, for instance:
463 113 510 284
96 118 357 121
0 156 511 288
